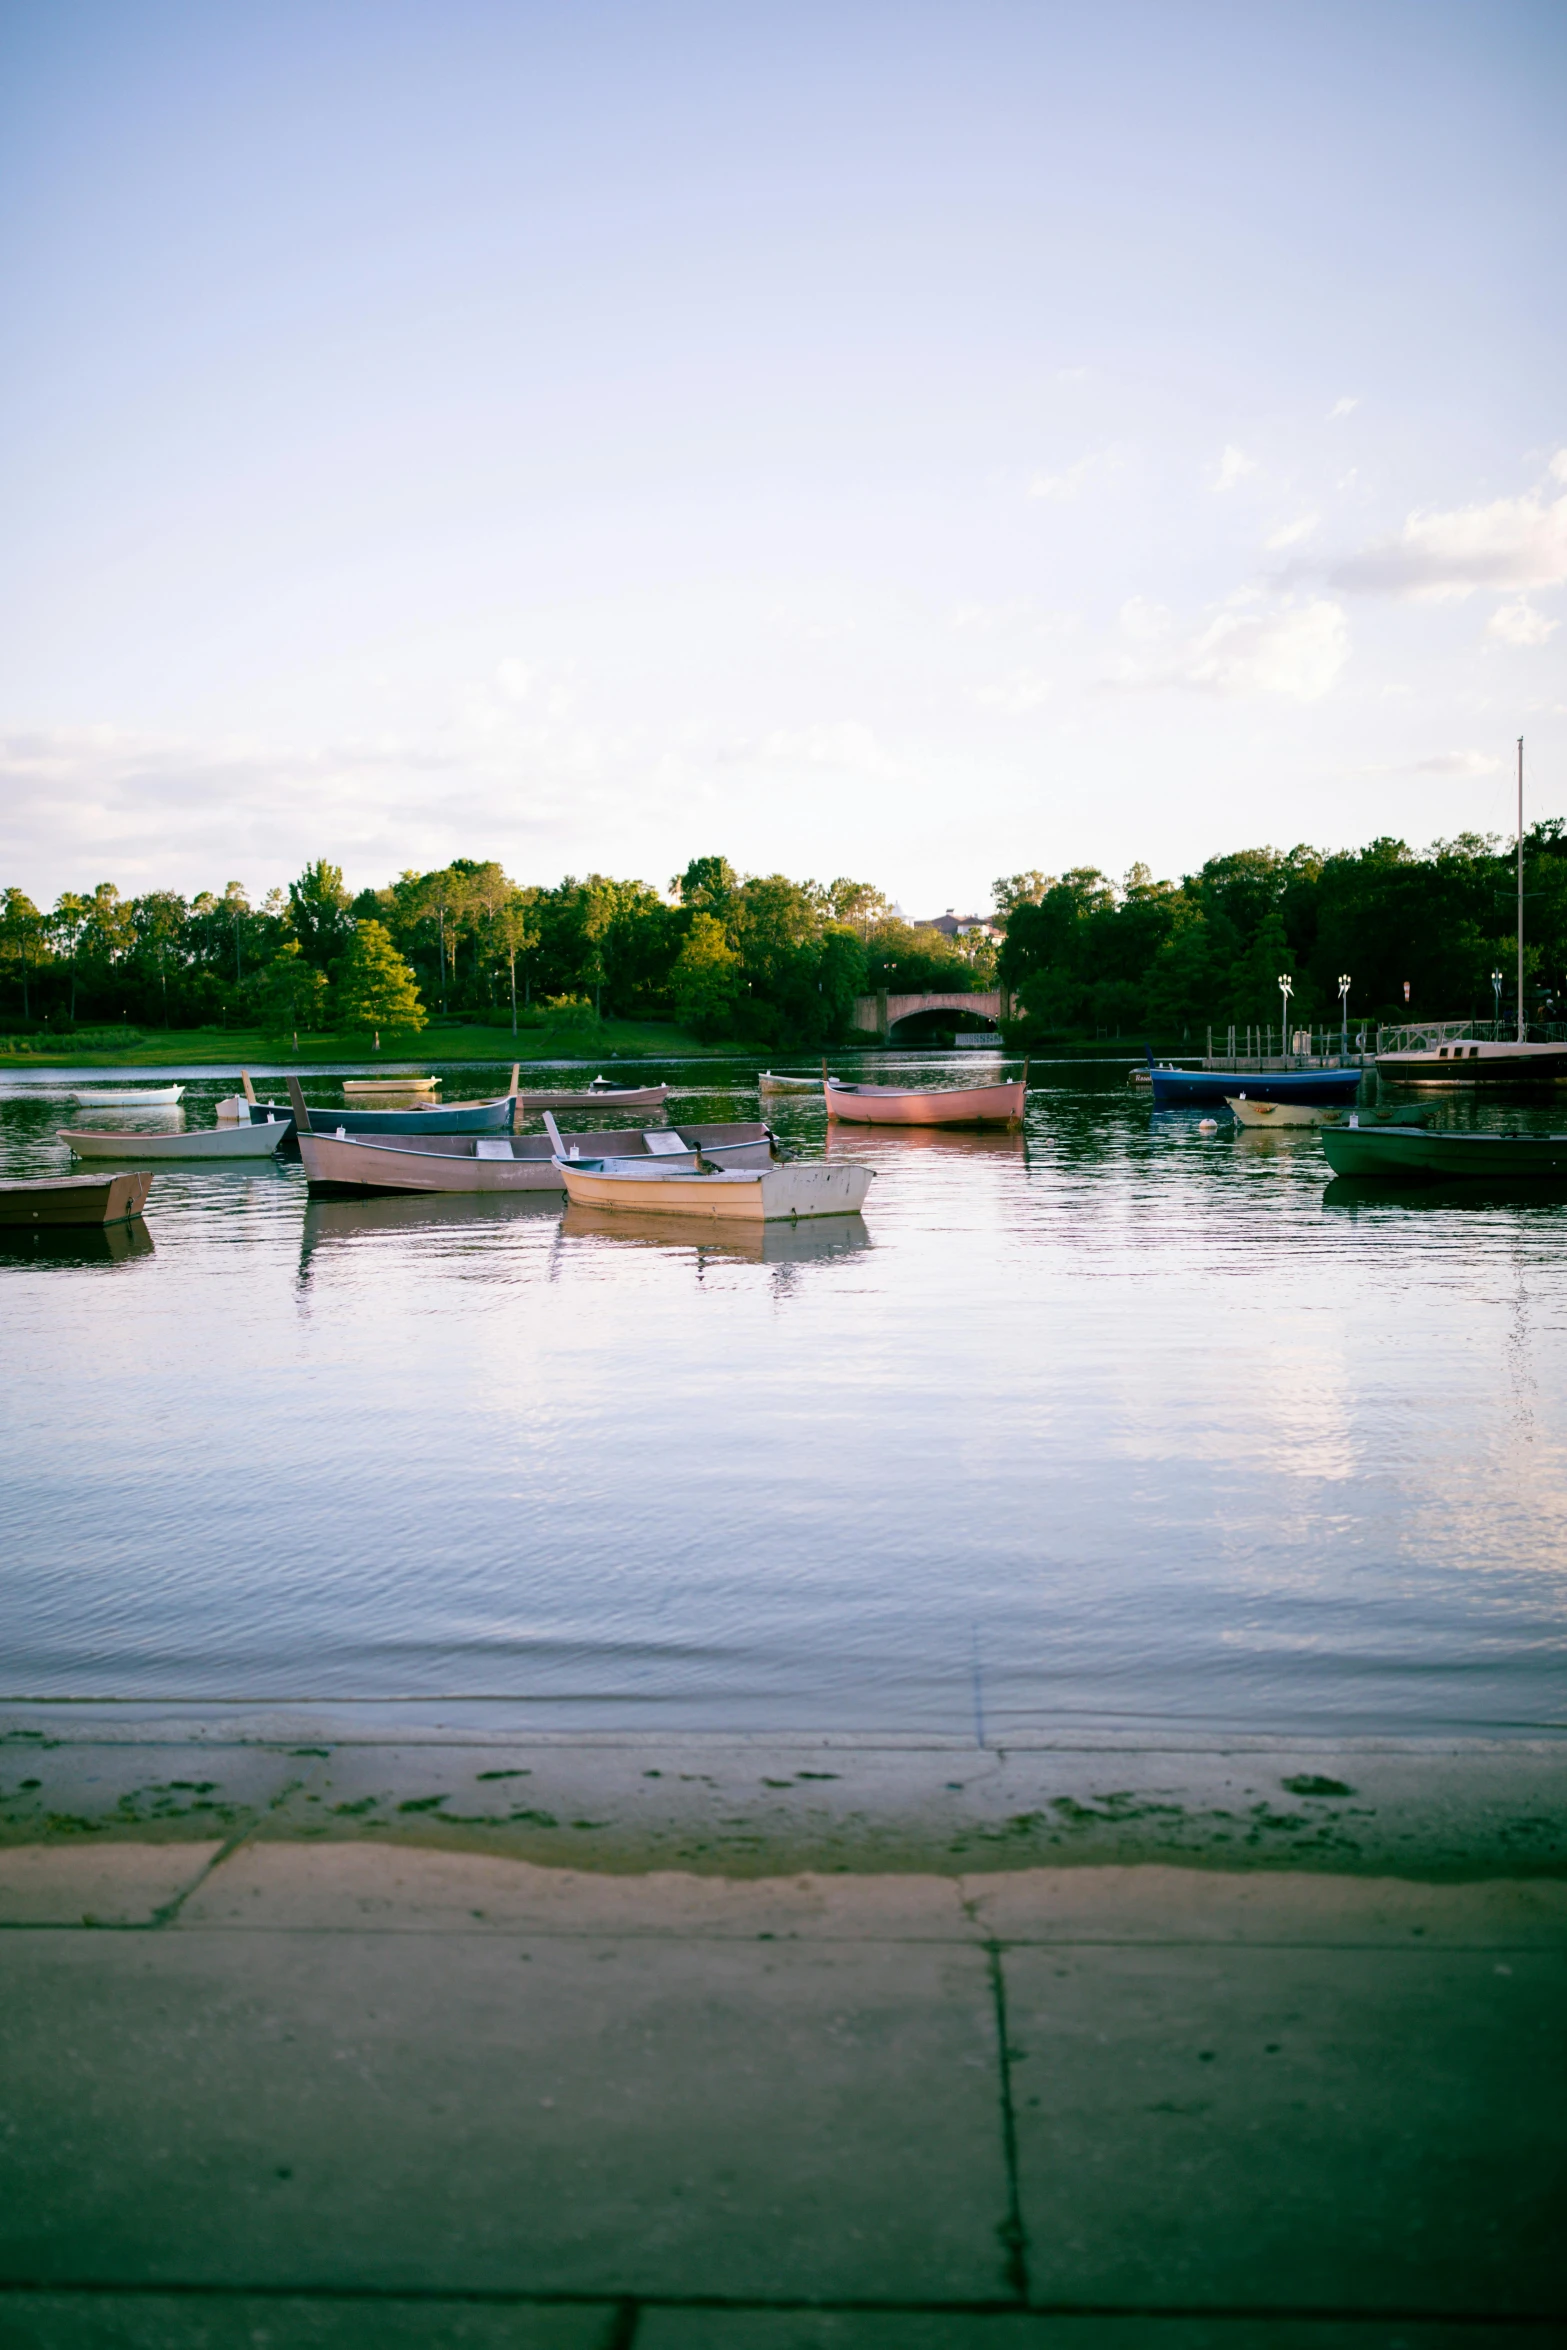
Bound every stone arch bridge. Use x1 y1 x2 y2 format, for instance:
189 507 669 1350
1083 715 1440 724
851 989 1010 1041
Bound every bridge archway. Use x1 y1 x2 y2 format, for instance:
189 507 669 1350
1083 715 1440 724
885 1005 1001 1044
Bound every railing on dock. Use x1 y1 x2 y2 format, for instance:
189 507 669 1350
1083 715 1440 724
1198 1016 1567 1071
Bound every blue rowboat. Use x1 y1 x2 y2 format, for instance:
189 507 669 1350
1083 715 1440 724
284 1078 515 1135
1148 1061 1363 1108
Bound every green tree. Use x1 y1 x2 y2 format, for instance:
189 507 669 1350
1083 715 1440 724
335 920 426 1041
491 890 542 1035
1 888 47 1018
259 939 330 1043
288 860 354 970
671 911 741 1037
50 892 91 1020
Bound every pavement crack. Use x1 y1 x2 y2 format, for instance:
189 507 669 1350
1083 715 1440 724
986 1937 1031 2302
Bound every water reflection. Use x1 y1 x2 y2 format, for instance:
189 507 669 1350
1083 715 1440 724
559 1202 871 1266
300 1189 561 1273
0 1218 155 1268
3 1056 1566 1734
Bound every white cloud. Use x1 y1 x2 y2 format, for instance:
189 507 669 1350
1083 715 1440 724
1486 598 1559 647
1333 465 1567 599
1027 446 1121 500
756 721 905 781
971 669 1053 714
1407 750 1503 776
1182 597 1348 699
1327 397 1359 422
1107 594 1349 701
1117 596 1172 642
1265 513 1319 550
1210 445 1258 493
1550 450 1567 485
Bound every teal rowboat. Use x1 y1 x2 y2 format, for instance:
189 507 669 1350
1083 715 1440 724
1320 1124 1567 1182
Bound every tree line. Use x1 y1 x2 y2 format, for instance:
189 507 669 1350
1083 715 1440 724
997 825 1567 1042
0 857 993 1044
3 823 1562 1048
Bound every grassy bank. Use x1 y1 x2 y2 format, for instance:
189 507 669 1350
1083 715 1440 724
0 1015 730 1068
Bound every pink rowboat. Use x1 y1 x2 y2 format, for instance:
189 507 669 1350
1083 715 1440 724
823 1072 1027 1129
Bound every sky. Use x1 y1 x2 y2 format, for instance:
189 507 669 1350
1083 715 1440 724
1 0 1564 914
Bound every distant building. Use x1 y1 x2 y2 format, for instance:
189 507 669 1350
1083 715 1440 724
911 908 1006 941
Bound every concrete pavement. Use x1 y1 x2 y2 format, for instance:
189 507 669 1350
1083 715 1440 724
2 1726 1564 2346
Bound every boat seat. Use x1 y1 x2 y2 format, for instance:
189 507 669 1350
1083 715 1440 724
474 1139 514 1159
643 1130 689 1156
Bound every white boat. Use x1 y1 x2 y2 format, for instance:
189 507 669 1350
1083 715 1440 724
758 1071 823 1095
69 1085 184 1106
1225 1095 1330 1128
59 1119 291 1160
555 1156 873 1221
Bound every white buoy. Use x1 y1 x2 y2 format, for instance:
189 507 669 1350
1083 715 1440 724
1198 1117 1219 1134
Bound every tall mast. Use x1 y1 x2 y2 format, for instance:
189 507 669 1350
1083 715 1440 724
1516 736 1525 1045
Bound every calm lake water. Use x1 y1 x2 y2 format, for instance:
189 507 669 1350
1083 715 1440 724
3 1057 1566 1738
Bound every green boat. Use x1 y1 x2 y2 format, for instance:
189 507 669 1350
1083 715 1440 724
1320 1123 1567 1182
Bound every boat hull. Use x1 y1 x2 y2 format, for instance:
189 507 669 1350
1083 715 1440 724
0 1170 154 1225
1375 1043 1567 1083
69 1086 184 1106
824 1077 1024 1128
1320 1126 1567 1182
558 1160 873 1220
1227 1096 1342 1127
758 1073 822 1095
517 1083 669 1111
298 1123 774 1194
59 1122 288 1160
1151 1066 1363 1106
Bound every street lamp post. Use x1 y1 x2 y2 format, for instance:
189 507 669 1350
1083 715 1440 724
1278 972 1294 1061
1492 968 1504 1038
1338 974 1351 1062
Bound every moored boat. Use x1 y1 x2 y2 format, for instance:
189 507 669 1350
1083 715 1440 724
59 1119 290 1160
555 1156 873 1221
284 1076 517 1135
298 1120 775 1193
1226 1095 1330 1127
1320 1123 1567 1182
1150 1063 1362 1107
516 1078 670 1111
823 1072 1025 1129
0 1170 154 1225
342 1075 440 1097
1373 1039 1567 1083
758 1071 822 1095
68 1085 184 1106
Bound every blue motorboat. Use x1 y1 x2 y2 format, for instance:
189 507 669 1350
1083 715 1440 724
1147 1059 1363 1108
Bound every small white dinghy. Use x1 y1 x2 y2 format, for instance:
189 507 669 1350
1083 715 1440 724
69 1085 184 1106
59 1118 291 1160
758 1071 823 1096
1225 1095 1331 1128
554 1154 872 1222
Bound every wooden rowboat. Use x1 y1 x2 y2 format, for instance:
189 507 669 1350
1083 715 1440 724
284 1075 516 1135
59 1120 290 1160
758 1071 822 1095
0 1170 153 1225
516 1078 670 1111
69 1085 184 1105
342 1075 440 1097
298 1121 775 1194
823 1073 1026 1129
1320 1124 1567 1182
555 1157 873 1221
